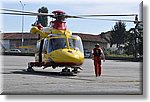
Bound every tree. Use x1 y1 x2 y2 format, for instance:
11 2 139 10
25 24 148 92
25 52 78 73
124 28 135 55
37 6 48 27
125 23 143 58
110 21 127 47
136 23 143 56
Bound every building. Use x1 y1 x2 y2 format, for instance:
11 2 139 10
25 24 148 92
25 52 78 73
1 32 38 53
99 31 111 48
1 32 108 53
74 33 108 51
100 31 125 54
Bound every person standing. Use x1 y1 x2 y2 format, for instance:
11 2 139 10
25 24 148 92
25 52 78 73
92 43 105 77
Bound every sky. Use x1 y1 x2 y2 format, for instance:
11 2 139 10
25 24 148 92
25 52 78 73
0 0 142 34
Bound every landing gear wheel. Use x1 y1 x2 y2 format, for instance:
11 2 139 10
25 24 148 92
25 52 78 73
72 67 82 74
62 68 70 72
27 67 34 72
60 67 73 76
72 68 79 74
27 62 34 72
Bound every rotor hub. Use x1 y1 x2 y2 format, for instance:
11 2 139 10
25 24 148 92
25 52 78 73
52 10 66 15
52 10 66 21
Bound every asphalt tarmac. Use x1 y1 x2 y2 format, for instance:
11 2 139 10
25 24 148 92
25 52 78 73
1 55 142 95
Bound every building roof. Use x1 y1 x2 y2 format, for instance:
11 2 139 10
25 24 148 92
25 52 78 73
1 32 108 43
1 32 38 40
73 33 107 43
99 31 112 43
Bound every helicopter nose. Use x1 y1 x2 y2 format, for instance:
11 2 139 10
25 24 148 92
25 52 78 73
50 49 84 66
67 50 84 65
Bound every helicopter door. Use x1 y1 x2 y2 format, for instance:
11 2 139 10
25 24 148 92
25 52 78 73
39 39 44 62
35 40 43 62
36 38 48 62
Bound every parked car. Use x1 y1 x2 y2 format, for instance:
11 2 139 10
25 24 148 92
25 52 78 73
84 49 91 58
5 49 22 53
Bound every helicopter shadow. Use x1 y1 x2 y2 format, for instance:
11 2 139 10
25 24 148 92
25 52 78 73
11 69 77 78
11 70 95 82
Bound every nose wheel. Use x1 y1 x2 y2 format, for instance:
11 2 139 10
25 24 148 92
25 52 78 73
62 67 71 72
72 68 79 74
60 67 82 75
60 67 73 75
72 67 82 74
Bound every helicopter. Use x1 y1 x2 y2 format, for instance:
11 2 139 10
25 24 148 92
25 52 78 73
0 8 142 74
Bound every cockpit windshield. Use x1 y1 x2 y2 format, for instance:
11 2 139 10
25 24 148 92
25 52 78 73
48 38 67 52
47 35 84 53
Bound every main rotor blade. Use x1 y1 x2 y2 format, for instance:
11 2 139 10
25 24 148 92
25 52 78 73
1 12 37 16
72 17 142 23
1 8 37 14
77 14 137 17
1 8 53 17
65 15 82 18
1 8 142 23
65 15 141 23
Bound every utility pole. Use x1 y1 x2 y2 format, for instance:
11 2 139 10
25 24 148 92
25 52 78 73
20 1 25 46
133 2 143 59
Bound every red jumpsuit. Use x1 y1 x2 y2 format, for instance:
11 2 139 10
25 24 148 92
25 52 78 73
94 56 102 77
92 48 103 77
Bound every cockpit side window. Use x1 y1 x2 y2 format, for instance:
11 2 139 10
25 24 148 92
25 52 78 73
43 38 48 53
69 36 84 53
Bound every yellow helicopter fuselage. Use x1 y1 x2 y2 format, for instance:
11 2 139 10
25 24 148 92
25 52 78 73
31 26 84 67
